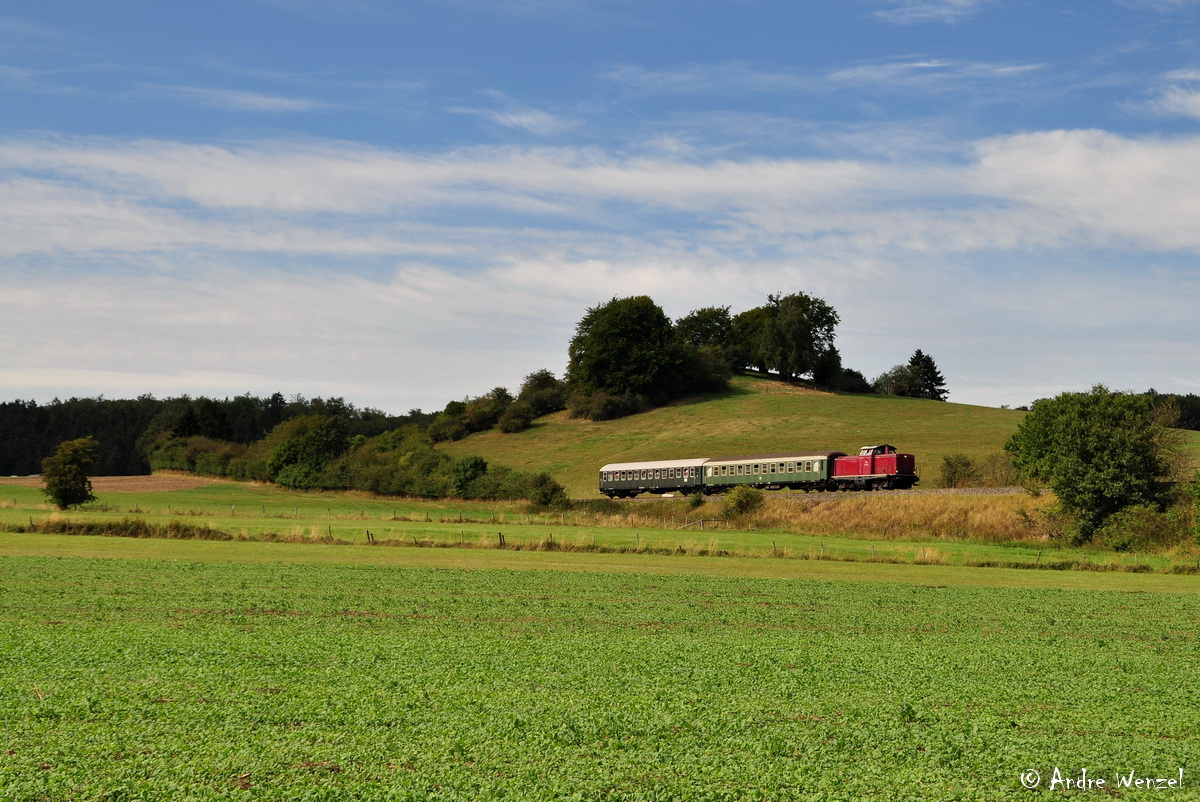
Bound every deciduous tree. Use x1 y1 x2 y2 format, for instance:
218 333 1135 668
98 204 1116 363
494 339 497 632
1005 385 1176 542
567 296 680 398
41 436 99 509
761 292 840 383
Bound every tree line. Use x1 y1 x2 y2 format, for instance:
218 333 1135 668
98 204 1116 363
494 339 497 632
0 393 428 477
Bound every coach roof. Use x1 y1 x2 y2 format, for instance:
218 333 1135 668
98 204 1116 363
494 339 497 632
599 457 711 472
704 451 844 463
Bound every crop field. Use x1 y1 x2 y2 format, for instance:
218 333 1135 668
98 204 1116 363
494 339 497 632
2 553 1199 801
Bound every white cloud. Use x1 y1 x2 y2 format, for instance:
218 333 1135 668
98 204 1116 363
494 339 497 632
873 0 997 24
139 85 331 113
3 130 1199 409
970 129 1200 252
448 93 579 136
1138 69 1200 120
606 63 817 96
828 58 1045 92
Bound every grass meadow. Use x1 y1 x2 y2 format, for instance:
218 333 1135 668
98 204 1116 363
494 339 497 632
436 376 1200 498
438 377 1035 497
3 478 1200 799
3 480 1198 573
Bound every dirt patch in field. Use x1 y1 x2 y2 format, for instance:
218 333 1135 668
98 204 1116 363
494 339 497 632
0 474 229 492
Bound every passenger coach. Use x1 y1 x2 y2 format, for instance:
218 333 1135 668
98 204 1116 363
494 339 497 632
702 451 843 493
598 458 707 498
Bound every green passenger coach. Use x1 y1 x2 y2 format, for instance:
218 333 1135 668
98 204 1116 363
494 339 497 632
598 458 709 499
702 451 844 494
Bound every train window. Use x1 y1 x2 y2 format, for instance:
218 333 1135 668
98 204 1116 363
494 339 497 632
641 470 648 479
787 463 794 473
769 463 775 474
708 467 714 477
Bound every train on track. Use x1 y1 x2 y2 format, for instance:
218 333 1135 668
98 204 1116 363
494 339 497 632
598 444 918 498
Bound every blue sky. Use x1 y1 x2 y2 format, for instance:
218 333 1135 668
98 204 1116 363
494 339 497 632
2 0 1199 413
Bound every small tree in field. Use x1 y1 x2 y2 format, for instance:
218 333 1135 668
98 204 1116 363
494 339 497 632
42 436 99 509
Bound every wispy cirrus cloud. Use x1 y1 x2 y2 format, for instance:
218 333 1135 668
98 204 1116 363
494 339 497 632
607 63 816 96
5 129 1200 255
137 84 331 113
448 91 579 136
1138 68 1200 119
828 58 1045 91
873 0 998 24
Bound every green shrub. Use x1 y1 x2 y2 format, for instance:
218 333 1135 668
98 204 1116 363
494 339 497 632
724 485 764 517
939 454 978 488
523 473 570 510
567 391 648 421
498 400 536 433
1093 505 1187 552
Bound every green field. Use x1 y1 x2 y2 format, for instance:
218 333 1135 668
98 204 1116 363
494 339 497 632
3 553 1199 801
3 464 1199 799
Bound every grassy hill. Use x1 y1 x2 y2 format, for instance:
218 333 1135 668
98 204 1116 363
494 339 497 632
439 376 1031 497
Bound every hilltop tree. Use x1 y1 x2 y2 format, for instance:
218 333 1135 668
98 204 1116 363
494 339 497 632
1005 385 1176 543
729 306 773 373
42 436 99 509
567 296 681 399
908 350 948 401
761 292 840 382
729 293 839 382
873 351 947 400
675 306 732 350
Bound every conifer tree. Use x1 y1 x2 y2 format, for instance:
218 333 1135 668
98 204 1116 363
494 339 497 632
908 349 947 401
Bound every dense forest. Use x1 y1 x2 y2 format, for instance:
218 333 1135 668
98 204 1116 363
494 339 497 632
0 394 429 477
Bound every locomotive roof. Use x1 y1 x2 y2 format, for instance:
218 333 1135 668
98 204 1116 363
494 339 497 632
705 451 845 463
599 457 711 472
